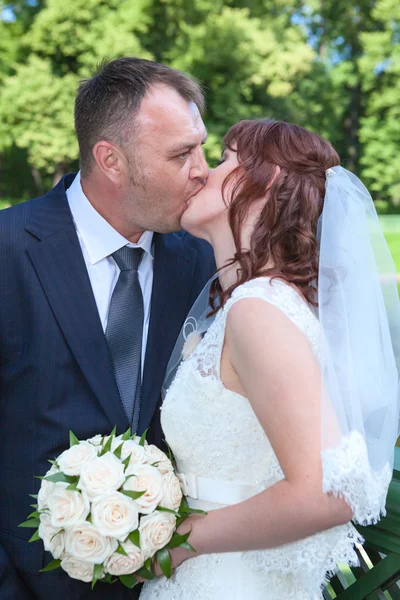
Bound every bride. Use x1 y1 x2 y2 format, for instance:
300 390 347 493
140 119 400 599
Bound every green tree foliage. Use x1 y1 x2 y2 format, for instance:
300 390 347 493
0 56 78 176
0 0 399 206
359 0 400 204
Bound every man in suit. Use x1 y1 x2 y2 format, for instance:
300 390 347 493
0 57 215 599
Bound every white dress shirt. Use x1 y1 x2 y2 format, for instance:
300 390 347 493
66 173 154 375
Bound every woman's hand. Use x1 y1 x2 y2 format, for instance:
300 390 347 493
136 513 206 580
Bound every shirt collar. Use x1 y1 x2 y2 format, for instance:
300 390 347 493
66 172 154 265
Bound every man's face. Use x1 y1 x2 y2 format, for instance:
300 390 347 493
122 83 209 233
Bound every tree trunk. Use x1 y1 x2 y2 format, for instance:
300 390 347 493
31 167 43 195
345 77 362 173
53 163 67 187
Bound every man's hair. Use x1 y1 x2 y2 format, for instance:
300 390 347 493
75 57 205 177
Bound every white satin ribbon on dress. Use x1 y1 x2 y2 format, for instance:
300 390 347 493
177 472 259 505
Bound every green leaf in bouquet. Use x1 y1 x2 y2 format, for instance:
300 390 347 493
91 563 104 590
121 427 131 441
178 541 196 552
166 530 191 549
116 543 128 557
40 559 61 572
99 435 113 456
127 529 140 548
50 529 64 543
29 494 38 500
30 504 38 509
69 431 80 447
66 481 80 492
113 442 124 460
157 548 172 579
102 573 118 584
120 490 146 501
179 495 189 511
18 518 40 528
34 476 44 480
138 428 149 447
156 506 179 516
165 441 177 469
134 566 155 580
28 529 40 543
120 574 139 589
44 472 78 485
121 453 132 472
151 461 161 467
178 495 206 515
110 425 117 438
86 513 92 523
27 510 40 519
144 558 152 571
181 507 207 516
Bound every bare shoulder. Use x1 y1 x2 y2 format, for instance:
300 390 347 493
225 294 306 350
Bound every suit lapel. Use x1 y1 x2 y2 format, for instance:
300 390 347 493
139 233 197 432
25 176 128 432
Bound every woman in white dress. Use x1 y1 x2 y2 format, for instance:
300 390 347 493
140 119 400 599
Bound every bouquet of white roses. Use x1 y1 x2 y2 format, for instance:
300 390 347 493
19 428 199 590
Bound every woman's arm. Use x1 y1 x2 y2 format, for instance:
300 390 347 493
171 297 353 565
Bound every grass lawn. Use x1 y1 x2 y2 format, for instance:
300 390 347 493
381 218 400 298
385 232 400 272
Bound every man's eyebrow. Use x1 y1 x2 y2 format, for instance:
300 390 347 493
169 132 208 154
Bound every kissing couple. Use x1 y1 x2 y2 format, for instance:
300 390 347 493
0 57 399 600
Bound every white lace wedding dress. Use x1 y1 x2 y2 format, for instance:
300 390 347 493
140 278 363 600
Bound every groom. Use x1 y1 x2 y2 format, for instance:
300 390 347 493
0 57 215 599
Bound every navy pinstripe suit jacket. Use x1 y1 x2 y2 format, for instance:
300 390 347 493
0 174 215 599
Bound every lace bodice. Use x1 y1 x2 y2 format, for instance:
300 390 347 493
162 278 323 487
141 278 363 599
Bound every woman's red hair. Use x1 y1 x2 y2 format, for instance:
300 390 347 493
210 119 340 311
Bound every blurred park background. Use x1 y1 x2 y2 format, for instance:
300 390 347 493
1 0 400 274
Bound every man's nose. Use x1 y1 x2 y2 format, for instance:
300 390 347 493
190 148 209 181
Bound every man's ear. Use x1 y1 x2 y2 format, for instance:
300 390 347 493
93 140 127 186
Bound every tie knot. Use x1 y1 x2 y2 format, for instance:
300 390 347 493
112 246 144 271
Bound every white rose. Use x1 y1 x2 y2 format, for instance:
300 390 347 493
77 452 125 499
139 512 176 558
86 434 103 447
47 483 90 529
91 491 138 541
105 541 144 576
38 514 65 559
160 472 182 511
57 442 98 476
144 445 173 475
120 440 147 467
65 522 118 564
38 465 59 510
60 556 99 583
124 465 163 514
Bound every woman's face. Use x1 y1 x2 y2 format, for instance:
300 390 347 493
180 147 239 240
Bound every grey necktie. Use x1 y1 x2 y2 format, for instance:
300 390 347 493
106 246 144 431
